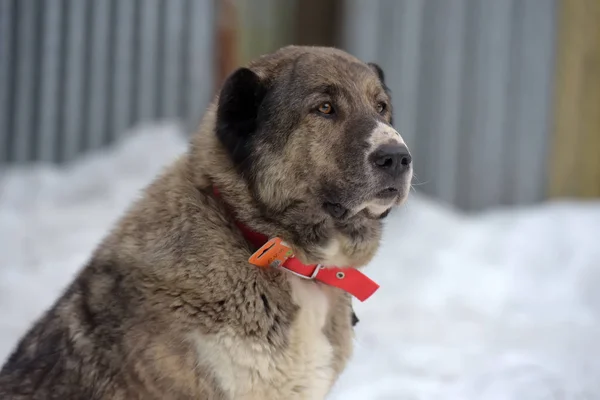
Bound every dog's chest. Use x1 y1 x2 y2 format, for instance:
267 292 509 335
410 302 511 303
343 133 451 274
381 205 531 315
192 277 337 400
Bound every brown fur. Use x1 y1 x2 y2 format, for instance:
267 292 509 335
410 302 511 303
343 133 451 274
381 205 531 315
0 45 412 399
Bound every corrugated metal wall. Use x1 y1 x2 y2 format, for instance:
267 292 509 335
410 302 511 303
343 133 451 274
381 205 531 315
1 0 558 210
0 0 215 165
342 0 558 210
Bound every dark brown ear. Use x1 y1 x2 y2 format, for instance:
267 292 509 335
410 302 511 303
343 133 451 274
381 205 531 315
368 62 391 96
216 67 267 169
368 62 385 84
368 62 393 125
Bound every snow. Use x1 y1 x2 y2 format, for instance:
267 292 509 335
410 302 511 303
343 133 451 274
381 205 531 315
2 123 600 399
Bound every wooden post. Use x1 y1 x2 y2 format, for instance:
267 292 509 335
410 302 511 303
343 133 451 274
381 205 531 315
294 0 342 47
549 0 600 198
214 0 239 91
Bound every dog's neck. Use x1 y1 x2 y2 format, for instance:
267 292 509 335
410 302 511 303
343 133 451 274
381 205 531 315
187 104 383 268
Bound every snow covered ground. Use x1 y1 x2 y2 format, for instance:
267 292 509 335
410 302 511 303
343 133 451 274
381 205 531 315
1 123 600 399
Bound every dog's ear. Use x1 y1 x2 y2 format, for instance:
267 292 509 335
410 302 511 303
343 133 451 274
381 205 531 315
216 67 267 167
368 62 393 126
368 62 385 84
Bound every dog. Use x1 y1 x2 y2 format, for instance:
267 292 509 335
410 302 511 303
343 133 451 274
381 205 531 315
0 45 412 399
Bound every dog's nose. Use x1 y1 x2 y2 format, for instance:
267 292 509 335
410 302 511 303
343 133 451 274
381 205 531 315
371 143 412 177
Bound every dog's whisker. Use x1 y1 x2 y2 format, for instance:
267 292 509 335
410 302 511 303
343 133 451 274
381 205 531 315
411 180 430 187
411 173 426 184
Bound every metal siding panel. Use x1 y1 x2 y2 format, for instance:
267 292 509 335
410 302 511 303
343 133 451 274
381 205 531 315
86 0 112 151
137 0 160 123
13 0 39 163
374 0 398 71
342 0 557 209
463 0 513 210
0 0 14 163
504 0 526 205
455 0 481 209
511 0 557 204
391 0 425 156
28 1 45 163
54 0 70 163
104 0 117 144
434 0 468 205
62 0 88 162
161 0 185 120
378 1 404 137
1 0 555 210
111 0 136 142
186 0 215 131
414 0 445 197
343 0 380 62
38 0 63 162
154 0 167 119
348 0 424 183
178 0 192 121
1 0 217 165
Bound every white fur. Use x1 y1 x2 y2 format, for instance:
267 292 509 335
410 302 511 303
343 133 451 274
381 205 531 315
191 277 334 400
319 237 353 267
358 121 412 216
367 121 405 151
364 201 394 216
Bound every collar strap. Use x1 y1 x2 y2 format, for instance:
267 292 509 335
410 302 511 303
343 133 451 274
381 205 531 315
212 187 380 302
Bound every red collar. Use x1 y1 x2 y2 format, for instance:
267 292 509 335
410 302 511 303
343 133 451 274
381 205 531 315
213 187 379 302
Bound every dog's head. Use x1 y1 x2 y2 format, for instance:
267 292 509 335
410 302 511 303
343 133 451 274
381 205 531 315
208 46 412 265
216 46 412 218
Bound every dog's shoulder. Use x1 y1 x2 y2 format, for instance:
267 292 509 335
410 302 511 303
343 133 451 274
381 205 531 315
0 155 344 399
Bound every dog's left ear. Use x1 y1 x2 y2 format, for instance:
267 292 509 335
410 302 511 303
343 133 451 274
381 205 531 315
368 62 393 125
216 67 267 168
368 62 385 84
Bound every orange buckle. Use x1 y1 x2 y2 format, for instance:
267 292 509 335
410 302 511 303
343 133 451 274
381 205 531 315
248 237 294 269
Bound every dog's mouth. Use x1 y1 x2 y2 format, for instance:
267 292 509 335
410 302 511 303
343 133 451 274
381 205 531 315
375 187 399 200
321 185 406 220
323 188 401 220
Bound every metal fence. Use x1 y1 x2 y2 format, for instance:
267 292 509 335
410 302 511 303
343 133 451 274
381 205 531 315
1 0 559 210
0 0 215 165
342 0 558 210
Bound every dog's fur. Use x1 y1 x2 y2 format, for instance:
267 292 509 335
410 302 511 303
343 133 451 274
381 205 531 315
0 46 412 399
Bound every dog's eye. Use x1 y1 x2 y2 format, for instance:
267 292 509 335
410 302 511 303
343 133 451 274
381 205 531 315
317 102 334 115
376 102 387 114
